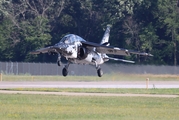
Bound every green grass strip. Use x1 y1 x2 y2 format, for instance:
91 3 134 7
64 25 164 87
0 94 179 120
2 88 179 95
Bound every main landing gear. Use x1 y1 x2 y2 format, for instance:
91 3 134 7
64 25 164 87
62 63 70 77
58 57 103 77
93 60 103 77
61 63 103 77
97 68 103 77
57 54 69 77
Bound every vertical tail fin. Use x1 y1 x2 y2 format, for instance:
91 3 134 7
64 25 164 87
100 25 111 45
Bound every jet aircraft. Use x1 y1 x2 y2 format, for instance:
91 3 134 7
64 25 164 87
31 25 153 77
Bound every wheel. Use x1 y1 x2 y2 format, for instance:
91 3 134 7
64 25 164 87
62 68 68 77
57 61 61 66
97 68 103 77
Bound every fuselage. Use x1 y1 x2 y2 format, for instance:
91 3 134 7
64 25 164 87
55 34 107 65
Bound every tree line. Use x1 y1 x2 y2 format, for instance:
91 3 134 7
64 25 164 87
0 0 179 65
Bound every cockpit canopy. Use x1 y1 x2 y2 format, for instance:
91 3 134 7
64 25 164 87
60 34 85 44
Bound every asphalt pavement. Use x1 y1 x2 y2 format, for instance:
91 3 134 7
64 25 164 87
0 81 179 89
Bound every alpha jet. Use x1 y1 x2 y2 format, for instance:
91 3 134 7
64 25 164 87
31 25 153 77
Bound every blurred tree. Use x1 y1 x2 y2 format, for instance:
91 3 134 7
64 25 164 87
0 0 65 62
157 0 179 65
0 18 14 61
0 0 179 65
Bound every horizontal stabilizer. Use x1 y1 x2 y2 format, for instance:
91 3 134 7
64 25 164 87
108 57 135 63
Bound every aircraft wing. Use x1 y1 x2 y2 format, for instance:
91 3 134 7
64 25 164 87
30 46 57 54
81 41 153 57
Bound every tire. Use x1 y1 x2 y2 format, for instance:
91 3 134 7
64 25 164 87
97 68 103 77
62 68 68 77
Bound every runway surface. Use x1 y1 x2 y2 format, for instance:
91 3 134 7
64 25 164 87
0 81 179 98
0 81 179 89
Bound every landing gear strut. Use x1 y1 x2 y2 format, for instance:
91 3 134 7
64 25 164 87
57 54 61 66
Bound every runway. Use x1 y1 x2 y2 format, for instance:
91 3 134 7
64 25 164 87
0 81 179 98
0 81 179 89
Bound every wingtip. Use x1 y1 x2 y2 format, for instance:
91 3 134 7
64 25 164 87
140 53 153 57
107 24 112 28
148 53 154 57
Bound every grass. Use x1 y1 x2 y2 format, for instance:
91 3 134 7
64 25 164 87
1 73 179 81
1 73 179 119
0 94 179 120
3 88 179 95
